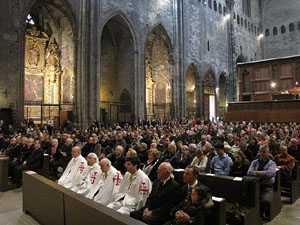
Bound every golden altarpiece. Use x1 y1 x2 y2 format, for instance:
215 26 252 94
24 27 65 125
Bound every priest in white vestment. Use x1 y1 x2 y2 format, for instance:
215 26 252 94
58 146 88 189
73 153 101 196
88 158 123 205
107 156 152 215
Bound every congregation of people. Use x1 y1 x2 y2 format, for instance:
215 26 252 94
0 117 299 224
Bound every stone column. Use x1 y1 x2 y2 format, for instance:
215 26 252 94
172 0 185 118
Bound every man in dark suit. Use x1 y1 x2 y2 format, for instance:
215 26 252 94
130 162 180 225
107 145 126 174
14 139 44 186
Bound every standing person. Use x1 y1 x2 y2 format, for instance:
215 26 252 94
47 118 54 135
130 162 180 225
247 145 276 220
107 156 152 215
58 146 88 189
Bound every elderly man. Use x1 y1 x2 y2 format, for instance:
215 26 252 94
90 158 123 204
175 145 193 169
58 146 88 190
210 142 233 175
274 145 295 185
107 145 126 174
247 145 276 220
74 152 102 196
107 156 152 215
131 162 180 225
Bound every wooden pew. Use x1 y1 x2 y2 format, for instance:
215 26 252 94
281 160 300 203
23 171 146 225
268 170 282 220
23 171 65 225
36 154 50 178
0 156 16 191
198 173 262 225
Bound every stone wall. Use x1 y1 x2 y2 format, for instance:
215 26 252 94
262 0 300 58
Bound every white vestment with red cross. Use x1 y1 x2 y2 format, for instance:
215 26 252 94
58 155 88 189
74 163 102 196
109 169 152 212
91 166 123 205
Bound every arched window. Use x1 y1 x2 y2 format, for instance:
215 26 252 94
265 28 269 37
289 23 295 32
248 22 250 31
218 4 222 14
241 17 243 26
214 1 217 11
273 27 277 35
208 0 212 8
233 13 236 20
281 25 286 34
223 7 226 16
244 19 247 29
207 40 210 52
237 15 240 25
298 22 300 30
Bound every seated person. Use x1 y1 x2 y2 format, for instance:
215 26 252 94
58 146 88 189
190 149 208 172
164 186 213 225
126 148 137 159
90 158 123 205
274 145 295 185
247 145 276 220
13 139 44 186
130 162 180 225
210 142 233 175
142 148 161 182
74 153 102 196
230 151 250 177
107 145 126 174
175 145 193 169
107 156 152 215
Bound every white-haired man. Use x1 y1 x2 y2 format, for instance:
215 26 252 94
58 146 88 189
89 158 123 205
74 152 102 196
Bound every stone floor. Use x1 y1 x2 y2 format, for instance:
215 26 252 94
0 187 300 225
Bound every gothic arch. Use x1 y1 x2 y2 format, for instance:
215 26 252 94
236 54 246 63
218 72 227 117
185 64 198 117
100 13 136 124
22 0 77 126
145 24 173 119
202 68 216 121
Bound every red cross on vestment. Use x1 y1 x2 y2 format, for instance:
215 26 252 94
113 172 122 186
79 162 85 173
90 172 98 184
139 182 149 196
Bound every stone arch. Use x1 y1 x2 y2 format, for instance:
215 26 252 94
22 0 76 126
185 64 198 118
202 68 216 121
218 72 227 117
145 24 173 119
100 13 136 124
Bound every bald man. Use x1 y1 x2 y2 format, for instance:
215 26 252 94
89 158 123 205
58 146 88 190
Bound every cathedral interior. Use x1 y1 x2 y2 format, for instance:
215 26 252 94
0 0 300 127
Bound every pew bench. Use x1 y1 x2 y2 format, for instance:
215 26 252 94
23 171 146 225
281 160 300 203
0 156 16 191
198 173 262 225
269 170 282 220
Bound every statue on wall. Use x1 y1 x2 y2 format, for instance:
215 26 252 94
46 40 60 71
27 43 40 67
